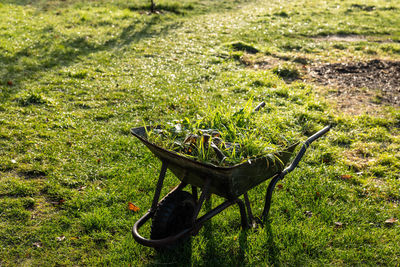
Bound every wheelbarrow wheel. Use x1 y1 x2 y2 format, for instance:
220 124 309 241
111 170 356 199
151 190 196 244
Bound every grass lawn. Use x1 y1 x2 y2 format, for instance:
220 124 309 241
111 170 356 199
0 0 399 265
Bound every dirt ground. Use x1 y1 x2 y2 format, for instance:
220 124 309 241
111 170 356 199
244 55 399 114
307 59 400 114
312 34 397 43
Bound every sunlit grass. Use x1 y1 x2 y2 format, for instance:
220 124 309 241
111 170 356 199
0 0 399 265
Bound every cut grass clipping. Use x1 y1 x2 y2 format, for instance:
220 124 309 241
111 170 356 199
144 100 298 166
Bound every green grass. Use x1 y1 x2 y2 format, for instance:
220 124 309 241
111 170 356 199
0 0 399 265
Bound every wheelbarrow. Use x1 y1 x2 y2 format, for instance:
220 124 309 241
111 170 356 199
131 121 331 248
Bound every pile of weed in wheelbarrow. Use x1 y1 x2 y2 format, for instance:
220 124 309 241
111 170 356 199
144 100 299 166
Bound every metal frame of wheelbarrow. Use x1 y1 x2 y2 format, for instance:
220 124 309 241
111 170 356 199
132 125 331 248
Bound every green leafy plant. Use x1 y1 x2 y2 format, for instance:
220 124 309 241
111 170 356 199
145 100 293 166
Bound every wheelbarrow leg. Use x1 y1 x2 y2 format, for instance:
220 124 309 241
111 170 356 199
192 179 211 224
243 193 256 227
150 161 168 213
262 173 283 221
235 198 250 229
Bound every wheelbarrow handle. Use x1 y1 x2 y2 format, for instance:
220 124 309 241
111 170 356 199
254 101 266 112
282 125 331 176
262 125 331 221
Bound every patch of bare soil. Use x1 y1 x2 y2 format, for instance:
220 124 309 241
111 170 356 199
309 59 400 109
242 55 399 114
313 34 368 42
312 34 397 43
343 149 375 172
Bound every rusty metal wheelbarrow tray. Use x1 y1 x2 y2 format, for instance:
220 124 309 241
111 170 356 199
131 126 298 199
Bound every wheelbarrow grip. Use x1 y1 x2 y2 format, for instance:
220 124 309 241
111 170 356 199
283 125 331 175
254 101 266 112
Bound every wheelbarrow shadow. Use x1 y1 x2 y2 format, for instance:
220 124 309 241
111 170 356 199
201 201 279 266
263 219 279 265
148 241 193 266
146 200 279 266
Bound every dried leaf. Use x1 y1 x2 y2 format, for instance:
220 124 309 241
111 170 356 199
56 236 65 242
323 158 331 163
340 174 352 180
334 222 343 228
128 202 140 212
33 242 42 248
277 184 283 189
51 199 66 205
304 211 313 217
7 81 13 86
385 218 398 225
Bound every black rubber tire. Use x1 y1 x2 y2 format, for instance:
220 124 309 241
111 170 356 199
150 191 196 242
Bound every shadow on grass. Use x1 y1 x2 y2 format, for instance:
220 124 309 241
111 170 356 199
264 219 279 265
4 0 193 14
1 0 34 5
1 0 251 102
201 199 249 266
150 240 193 266
137 199 279 265
201 203 280 266
128 3 194 15
0 15 179 101
203 197 216 260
